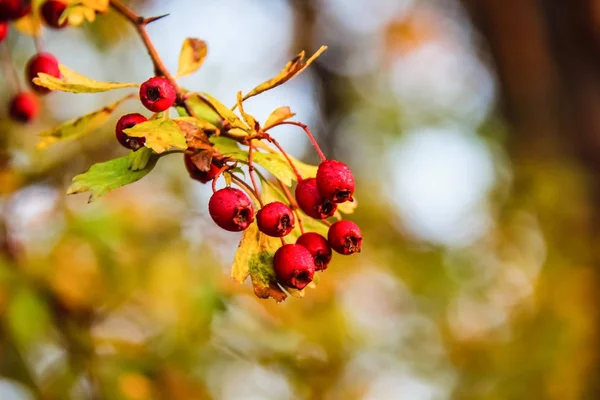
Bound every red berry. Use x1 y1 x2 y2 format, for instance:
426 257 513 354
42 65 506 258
9 92 38 123
41 0 67 29
273 244 315 290
26 52 60 95
328 220 362 255
316 160 355 203
139 76 176 112
0 0 31 21
208 187 254 232
295 178 337 219
0 22 8 42
184 154 221 183
115 113 147 151
296 232 332 271
256 202 295 237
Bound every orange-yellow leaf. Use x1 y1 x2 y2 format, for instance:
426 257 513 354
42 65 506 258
263 106 296 130
240 46 327 103
176 38 208 78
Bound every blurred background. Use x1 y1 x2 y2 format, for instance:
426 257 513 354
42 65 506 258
1 0 599 398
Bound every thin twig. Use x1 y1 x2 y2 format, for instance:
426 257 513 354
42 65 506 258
248 141 263 207
264 135 303 181
230 173 261 204
268 121 327 162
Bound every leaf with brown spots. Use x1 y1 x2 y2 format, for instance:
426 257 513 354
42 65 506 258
123 119 187 154
176 38 208 78
173 117 217 150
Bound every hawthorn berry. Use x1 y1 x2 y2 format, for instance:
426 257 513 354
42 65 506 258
26 52 60 95
296 232 332 271
41 0 67 29
139 76 176 112
208 187 254 232
328 220 362 255
256 202 295 237
0 22 8 42
273 244 315 290
115 113 147 151
0 0 31 21
9 92 38 123
184 154 221 183
316 160 355 203
295 178 337 219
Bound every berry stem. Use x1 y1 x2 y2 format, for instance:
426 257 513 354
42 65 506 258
229 173 261 205
264 135 303 182
269 121 327 162
248 141 264 207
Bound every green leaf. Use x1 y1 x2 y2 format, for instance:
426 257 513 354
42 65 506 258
199 92 249 132
210 137 247 159
176 38 207 78
67 151 158 202
123 119 187 154
37 95 133 149
176 92 223 128
231 222 287 302
33 64 139 93
253 151 296 187
263 106 296 130
254 141 318 179
240 46 327 103
128 147 154 171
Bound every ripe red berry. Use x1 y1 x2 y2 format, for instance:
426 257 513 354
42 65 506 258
115 113 147 151
296 232 332 271
26 52 60 95
139 76 176 112
316 160 355 203
0 0 31 21
273 244 315 290
328 220 363 255
0 22 8 42
41 0 67 29
184 154 221 183
256 202 295 237
295 178 337 219
9 92 38 123
208 187 254 232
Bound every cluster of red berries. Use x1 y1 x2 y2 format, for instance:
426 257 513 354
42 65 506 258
2 0 72 123
194 157 363 291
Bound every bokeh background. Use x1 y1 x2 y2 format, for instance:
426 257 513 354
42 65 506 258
2 0 600 398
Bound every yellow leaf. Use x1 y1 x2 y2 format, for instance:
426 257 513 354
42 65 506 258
263 106 296 130
337 196 358 215
240 46 327 103
199 92 249 133
236 91 258 131
231 222 287 302
176 38 207 78
37 95 133 149
81 0 109 13
33 64 139 93
14 13 42 37
60 4 97 26
254 141 318 180
123 119 187 154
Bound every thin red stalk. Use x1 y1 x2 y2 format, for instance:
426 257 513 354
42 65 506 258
265 136 303 181
211 177 218 193
269 121 326 162
248 141 264 207
230 173 261 205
